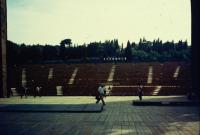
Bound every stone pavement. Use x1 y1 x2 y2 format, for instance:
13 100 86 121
0 96 199 135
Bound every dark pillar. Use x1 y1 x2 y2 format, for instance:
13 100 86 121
0 0 7 97
191 0 200 99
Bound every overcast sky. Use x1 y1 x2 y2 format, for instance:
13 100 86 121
7 0 191 45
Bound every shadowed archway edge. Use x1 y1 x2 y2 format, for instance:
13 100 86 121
0 0 7 97
191 0 200 98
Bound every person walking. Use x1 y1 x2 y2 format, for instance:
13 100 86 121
96 84 106 105
138 83 144 100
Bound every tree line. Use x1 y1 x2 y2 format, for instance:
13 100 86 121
7 38 191 65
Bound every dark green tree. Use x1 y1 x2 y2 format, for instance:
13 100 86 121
125 40 132 61
60 38 72 60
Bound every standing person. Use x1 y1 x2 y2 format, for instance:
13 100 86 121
20 86 28 98
24 86 28 98
9 88 13 97
35 86 42 97
31 80 36 97
20 86 25 99
103 85 107 97
138 83 144 100
96 84 106 105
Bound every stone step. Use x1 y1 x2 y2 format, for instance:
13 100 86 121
133 100 200 106
0 104 103 113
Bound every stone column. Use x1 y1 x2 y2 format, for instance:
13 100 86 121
0 0 7 97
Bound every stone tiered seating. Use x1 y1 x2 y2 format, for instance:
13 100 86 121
64 64 112 96
111 86 156 96
8 62 191 96
158 86 189 95
113 63 149 85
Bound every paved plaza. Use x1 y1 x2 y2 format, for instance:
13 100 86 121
0 96 199 135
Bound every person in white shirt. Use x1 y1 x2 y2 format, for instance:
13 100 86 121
96 84 106 105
